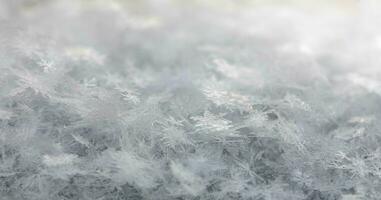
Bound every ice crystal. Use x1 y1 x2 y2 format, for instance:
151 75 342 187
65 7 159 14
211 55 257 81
1 0 381 200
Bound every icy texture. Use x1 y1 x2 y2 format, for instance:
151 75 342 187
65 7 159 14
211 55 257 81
1 0 381 200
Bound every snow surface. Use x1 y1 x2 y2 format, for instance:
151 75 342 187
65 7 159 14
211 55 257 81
1 0 381 199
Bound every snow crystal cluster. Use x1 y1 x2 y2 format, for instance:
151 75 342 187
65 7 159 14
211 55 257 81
1 0 381 199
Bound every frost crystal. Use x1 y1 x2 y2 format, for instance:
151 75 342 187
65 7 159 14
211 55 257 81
1 0 381 200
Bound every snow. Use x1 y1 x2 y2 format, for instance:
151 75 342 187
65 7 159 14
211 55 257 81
1 0 381 199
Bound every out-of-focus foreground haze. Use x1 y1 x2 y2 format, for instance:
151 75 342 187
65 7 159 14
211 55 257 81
2 0 381 79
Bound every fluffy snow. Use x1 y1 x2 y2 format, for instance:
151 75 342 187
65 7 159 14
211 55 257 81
1 0 381 199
